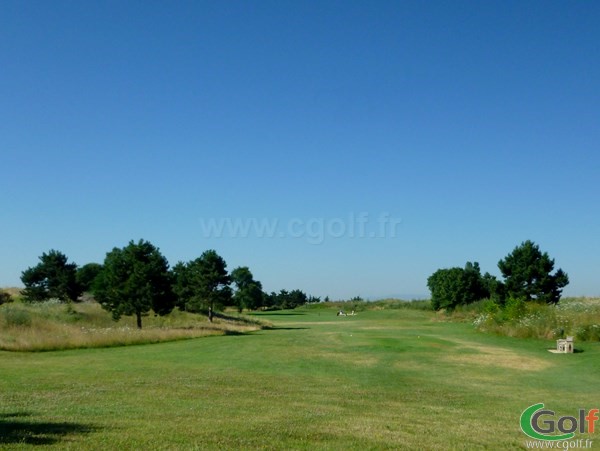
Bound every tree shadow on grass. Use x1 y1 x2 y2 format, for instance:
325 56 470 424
223 329 246 336
257 312 307 316
212 311 264 326
263 326 309 331
223 326 309 336
0 412 99 445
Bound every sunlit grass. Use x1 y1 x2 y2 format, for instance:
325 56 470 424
1 306 598 449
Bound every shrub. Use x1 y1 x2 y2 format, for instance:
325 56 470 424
0 291 13 305
3 306 32 327
575 325 600 342
482 299 501 314
502 296 527 321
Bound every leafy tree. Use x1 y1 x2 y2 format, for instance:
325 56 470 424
172 261 194 311
462 262 490 302
21 250 82 302
497 240 569 304
94 240 174 329
262 289 310 310
482 272 505 304
231 266 264 312
427 262 489 310
194 250 232 321
76 263 103 293
286 289 308 309
172 250 231 321
263 291 278 310
230 266 254 289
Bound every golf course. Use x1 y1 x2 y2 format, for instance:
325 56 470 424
1 304 598 449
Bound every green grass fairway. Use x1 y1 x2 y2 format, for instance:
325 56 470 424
1 306 599 449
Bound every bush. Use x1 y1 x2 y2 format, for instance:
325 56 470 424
0 291 13 305
502 296 527 321
483 299 501 315
3 306 32 327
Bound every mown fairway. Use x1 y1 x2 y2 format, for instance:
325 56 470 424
1 306 599 449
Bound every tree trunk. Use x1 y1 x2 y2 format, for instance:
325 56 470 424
136 311 142 329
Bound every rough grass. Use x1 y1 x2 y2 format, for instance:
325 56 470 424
0 306 598 449
0 301 265 351
464 297 600 342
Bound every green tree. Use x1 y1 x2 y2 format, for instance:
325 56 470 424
76 263 103 293
263 291 278 310
287 289 308 309
231 266 264 312
94 240 174 329
172 261 194 311
497 240 569 304
196 250 231 321
173 250 231 321
21 250 82 303
263 289 310 310
482 272 505 304
427 262 489 310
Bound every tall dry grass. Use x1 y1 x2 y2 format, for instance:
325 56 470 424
0 301 265 352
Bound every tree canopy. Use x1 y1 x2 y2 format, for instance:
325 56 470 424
76 263 103 293
20 243 317 316
427 241 569 310
264 289 310 310
94 240 174 328
172 250 232 321
498 240 569 304
231 266 264 312
427 262 489 310
21 250 81 303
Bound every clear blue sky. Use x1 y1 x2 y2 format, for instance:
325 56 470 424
1 1 599 299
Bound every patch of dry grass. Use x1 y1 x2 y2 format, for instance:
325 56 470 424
0 301 265 351
442 340 553 371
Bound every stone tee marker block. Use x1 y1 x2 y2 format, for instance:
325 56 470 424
555 336 574 353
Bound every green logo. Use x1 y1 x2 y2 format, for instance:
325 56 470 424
520 403 599 441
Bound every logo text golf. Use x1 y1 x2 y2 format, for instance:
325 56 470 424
521 403 599 441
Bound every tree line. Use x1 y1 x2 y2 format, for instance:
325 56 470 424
20 239 319 328
427 240 569 311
